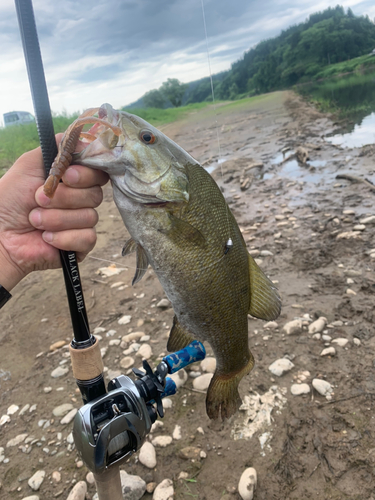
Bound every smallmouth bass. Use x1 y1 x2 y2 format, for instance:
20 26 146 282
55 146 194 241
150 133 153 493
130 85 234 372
44 103 281 420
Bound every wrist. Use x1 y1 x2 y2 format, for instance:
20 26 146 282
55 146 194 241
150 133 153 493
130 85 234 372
0 244 26 291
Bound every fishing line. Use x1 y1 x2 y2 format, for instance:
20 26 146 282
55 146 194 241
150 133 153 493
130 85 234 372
200 0 233 247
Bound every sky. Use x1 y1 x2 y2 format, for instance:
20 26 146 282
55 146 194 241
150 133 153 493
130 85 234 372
1 0 375 126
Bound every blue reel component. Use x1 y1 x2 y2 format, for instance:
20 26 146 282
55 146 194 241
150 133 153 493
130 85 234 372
162 377 177 398
163 341 206 374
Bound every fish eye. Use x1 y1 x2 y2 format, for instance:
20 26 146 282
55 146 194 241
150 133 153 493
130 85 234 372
140 130 156 145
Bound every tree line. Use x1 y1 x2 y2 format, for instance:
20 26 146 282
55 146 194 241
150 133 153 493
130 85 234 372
126 6 375 109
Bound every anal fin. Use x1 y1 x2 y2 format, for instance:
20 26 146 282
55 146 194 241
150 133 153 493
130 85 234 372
248 254 281 321
133 244 149 285
167 316 195 352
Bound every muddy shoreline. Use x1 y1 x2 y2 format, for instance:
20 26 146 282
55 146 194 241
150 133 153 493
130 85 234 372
1 90 375 500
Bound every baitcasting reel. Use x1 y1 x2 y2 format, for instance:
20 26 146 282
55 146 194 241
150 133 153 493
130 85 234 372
73 341 206 474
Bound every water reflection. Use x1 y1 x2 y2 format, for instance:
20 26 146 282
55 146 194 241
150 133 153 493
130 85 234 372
326 112 375 148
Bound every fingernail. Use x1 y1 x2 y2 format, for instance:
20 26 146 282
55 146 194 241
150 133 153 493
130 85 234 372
38 191 51 207
29 208 42 227
42 231 54 242
64 167 80 185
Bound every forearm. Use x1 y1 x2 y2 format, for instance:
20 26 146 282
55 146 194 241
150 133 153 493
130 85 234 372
0 244 25 292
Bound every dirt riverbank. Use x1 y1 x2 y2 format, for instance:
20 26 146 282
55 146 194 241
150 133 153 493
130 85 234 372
1 90 375 500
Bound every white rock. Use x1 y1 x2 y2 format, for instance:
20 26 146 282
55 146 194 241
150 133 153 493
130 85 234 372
172 425 182 440
52 403 73 417
268 358 294 377
200 357 216 373
136 344 153 360
353 224 365 231
290 384 310 396
118 315 132 325
162 398 173 409
120 356 134 369
282 319 303 335
21 496 40 500
353 338 361 346
312 379 333 397
332 338 348 347
51 366 69 378
151 436 173 447
153 479 174 500
139 442 157 469
308 317 326 334
260 250 273 256
0 415 10 426
263 321 278 330
28 470 45 491
109 339 121 346
43 387 52 393
19 404 30 415
193 373 213 391
360 215 375 224
320 347 336 357
86 472 95 484
66 480 87 500
66 432 74 444
7 404 19 415
93 326 106 334
322 335 332 342
346 288 357 296
331 320 344 327
238 467 257 500
200 450 207 458
120 470 146 499
169 369 188 389
122 331 145 343
60 408 77 425
52 471 61 482
156 299 170 309
7 433 28 447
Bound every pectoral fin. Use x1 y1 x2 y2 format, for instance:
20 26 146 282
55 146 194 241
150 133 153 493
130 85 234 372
167 315 195 352
133 244 149 285
248 254 281 320
122 238 149 285
159 213 206 247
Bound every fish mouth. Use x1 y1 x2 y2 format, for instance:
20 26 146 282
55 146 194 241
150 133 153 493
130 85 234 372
73 103 126 167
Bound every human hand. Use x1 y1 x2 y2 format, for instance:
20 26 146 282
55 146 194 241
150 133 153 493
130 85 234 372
0 135 108 291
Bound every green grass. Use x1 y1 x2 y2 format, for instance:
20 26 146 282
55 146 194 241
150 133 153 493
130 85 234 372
313 54 375 80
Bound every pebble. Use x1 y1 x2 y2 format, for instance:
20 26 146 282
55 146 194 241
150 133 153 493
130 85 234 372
136 344 153 360
238 467 257 500
120 356 135 369
123 343 140 355
7 404 19 415
353 338 361 346
19 404 30 415
312 333 321 340
308 317 326 334
147 482 157 493
282 319 303 335
179 446 201 460
263 321 278 329
260 250 273 256
290 384 310 396
331 320 344 327
51 366 69 378
52 471 61 483
360 215 375 224
312 379 333 398
153 479 174 500
49 340 66 351
173 425 182 440
193 373 213 391
86 472 95 484
169 369 188 389
322 335 331 342
152 436 173 447
61 408 77 425
66 480 87 500
28 470 45 491
320 347 336 357
346 288 357 296
109 339 121 346
52 403 73 417
139 442 157 468
122 331 145 343
156 298 170 309
332 338 348 347
0 415 10 426
43 387 52 393
268 358 294 377
200 357 217 373
7 433 28 447
353 224 365 231
162 398 173 409
21 496 39 500
118 315 132 325
120 470 146 499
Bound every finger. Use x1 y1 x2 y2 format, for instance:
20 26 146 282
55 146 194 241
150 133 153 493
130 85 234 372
62 165 109 189
29 207 99 231
35 183 103 209
42 228 97 254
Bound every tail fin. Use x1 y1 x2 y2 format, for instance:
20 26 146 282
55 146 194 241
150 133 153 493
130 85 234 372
206 354 254 420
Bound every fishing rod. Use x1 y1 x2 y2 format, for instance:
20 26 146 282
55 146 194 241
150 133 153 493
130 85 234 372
14 3 207 499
